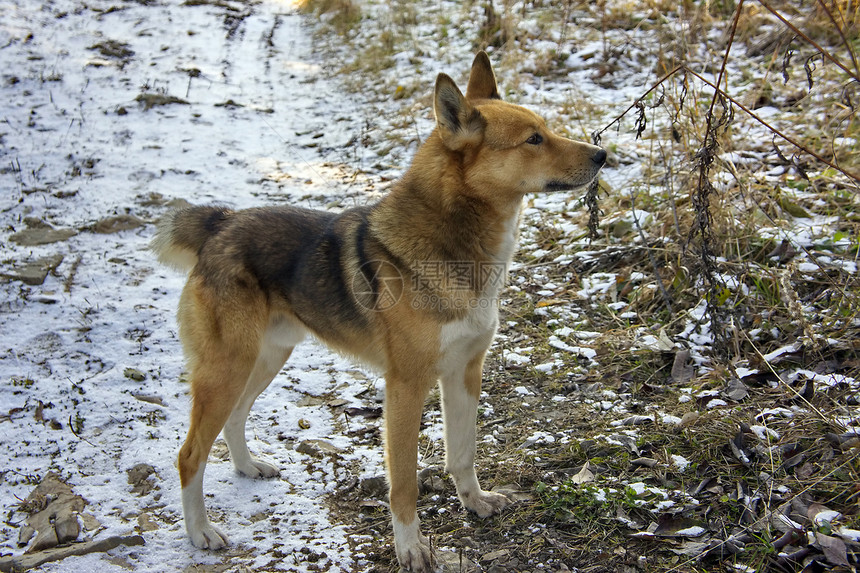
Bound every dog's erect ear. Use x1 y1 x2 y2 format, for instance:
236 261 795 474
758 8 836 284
466 51 500 100
434 73 486 150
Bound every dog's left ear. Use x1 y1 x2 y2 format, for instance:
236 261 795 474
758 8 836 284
466 51 500 100
434 74 486 151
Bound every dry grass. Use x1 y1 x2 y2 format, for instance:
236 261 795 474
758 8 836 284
309 0 860 570
296 0 360 33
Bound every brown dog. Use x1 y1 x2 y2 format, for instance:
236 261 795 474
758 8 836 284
152 51 604 571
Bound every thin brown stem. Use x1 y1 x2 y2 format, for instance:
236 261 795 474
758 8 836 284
594 64 684 139
759 0 860 82
815 0 860 78
685 68 860 182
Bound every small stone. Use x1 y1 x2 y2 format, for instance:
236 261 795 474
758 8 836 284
359 476 388 498
132 394 164 406
1 254 64 286
127 463 158 496
680 411 700 428
124 368 146 381
10 220 77 246
136 513 158 532
17 473 88 553
295 439 342 458
481 548 510 562
89 214 144 234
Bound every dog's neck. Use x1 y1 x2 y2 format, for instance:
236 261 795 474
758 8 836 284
371 163 522 268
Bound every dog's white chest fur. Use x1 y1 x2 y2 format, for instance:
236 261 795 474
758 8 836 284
438 211 518 373
492 211 520 271
441 301 497 354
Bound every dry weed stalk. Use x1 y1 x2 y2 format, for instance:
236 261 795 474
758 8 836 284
592 0 859 360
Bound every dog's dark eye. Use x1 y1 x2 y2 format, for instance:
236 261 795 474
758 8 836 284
525 133 543 145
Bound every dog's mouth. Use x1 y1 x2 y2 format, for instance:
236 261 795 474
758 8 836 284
544 178 596 192
544 181 577 192
543 149 607 192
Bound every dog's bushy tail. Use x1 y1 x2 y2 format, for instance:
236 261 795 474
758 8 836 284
150 206 233 272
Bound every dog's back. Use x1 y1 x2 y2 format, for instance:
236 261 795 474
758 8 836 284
152 204 391 358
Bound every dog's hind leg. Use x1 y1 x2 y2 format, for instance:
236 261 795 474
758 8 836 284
179 355 256 549
222 342 295 479
177 279 267 549
439 350 512 518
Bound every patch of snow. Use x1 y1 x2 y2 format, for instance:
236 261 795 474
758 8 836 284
812 509 842 527
0 1 377 569
837 527 860 542
548 336 597 361
670 455 691 472
750 425 780 441
505 352 531 367
578 272 617 298
675 525 707 537
522 431 556 447
535 360 562 373
554 326 574 337
735 366 758 378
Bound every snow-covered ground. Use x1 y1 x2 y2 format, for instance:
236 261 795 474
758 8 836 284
3 0 859 571
1 1 383 570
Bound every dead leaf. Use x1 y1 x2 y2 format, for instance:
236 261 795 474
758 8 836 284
654 515 708 537
343 406 382 418
808 503 842 531
795 462 814 480
814 532 850 566
671 349 694 382
724 378 749 401
799 378 814 400
570 462 594 485
669 540 711 557
613 415 653 426
657 329 675 351
608 434 640 456
730 431 751 466
781 452 805 472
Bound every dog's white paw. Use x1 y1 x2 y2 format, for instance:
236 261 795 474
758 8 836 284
236 458 280 479
188 522 229 550
395 535 435 573
393 515 436 572
460 489 512 518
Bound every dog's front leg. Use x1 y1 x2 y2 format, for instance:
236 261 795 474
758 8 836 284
385 372 435 572
440 351 512 517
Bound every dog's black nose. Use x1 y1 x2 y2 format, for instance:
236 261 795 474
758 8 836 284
592 148 607 165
